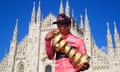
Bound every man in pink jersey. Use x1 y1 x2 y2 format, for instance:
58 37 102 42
45 14 89 72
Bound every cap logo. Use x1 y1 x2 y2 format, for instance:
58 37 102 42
58 16 64 21
53 14 71 24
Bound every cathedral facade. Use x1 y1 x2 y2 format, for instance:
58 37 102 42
0 0 120 72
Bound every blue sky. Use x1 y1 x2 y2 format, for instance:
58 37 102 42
0 0 120 61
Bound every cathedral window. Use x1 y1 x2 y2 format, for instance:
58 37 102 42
45 65 52 72
17 61 24 72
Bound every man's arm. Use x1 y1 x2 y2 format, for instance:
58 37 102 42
45 30 57 59
78 39 87 55
45 40 55 59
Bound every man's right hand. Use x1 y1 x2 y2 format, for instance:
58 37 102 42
45 31 55 41
45 29 59 41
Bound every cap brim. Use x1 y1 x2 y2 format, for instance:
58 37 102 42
53 21 58 24
53 19 71 24
52 21 68 24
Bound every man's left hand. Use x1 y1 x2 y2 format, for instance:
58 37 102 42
79 62 90 71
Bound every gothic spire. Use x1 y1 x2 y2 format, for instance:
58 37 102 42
114 21 118 34
31 1 36 24
80 15 83 28
85 8 89 24
79 14 84 34
107 22 113 49
113 21 120 49
65 0 70 17
107 22 110 34
59 0 64 14
84 8 90 32
9 19 18 72
13 18 18 42
37 1 41 26
9 18 18 56
84 8 92 57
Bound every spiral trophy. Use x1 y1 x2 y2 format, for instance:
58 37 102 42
52 30 90 69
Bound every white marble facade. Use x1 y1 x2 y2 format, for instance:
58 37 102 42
0 0 120 72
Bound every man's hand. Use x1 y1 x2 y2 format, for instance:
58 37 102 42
79 62 90 71
45 29 59 41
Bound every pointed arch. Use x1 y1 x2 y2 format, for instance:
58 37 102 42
17 61 24 72
45 64 52 72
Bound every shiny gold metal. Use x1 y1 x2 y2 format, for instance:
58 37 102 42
58 40 67 51
64 45 71 54
52 34 62 48
68 48 76 59
55 43 60 51
77 55 89 68
72 52 82 64
51 31 89 70
79 55 89 64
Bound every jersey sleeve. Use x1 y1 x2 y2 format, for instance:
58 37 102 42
45 40 55 59
77 39 87 55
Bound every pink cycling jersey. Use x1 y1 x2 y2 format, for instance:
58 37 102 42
45 33 87 72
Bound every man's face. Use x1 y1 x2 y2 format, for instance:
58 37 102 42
57 24 71 35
